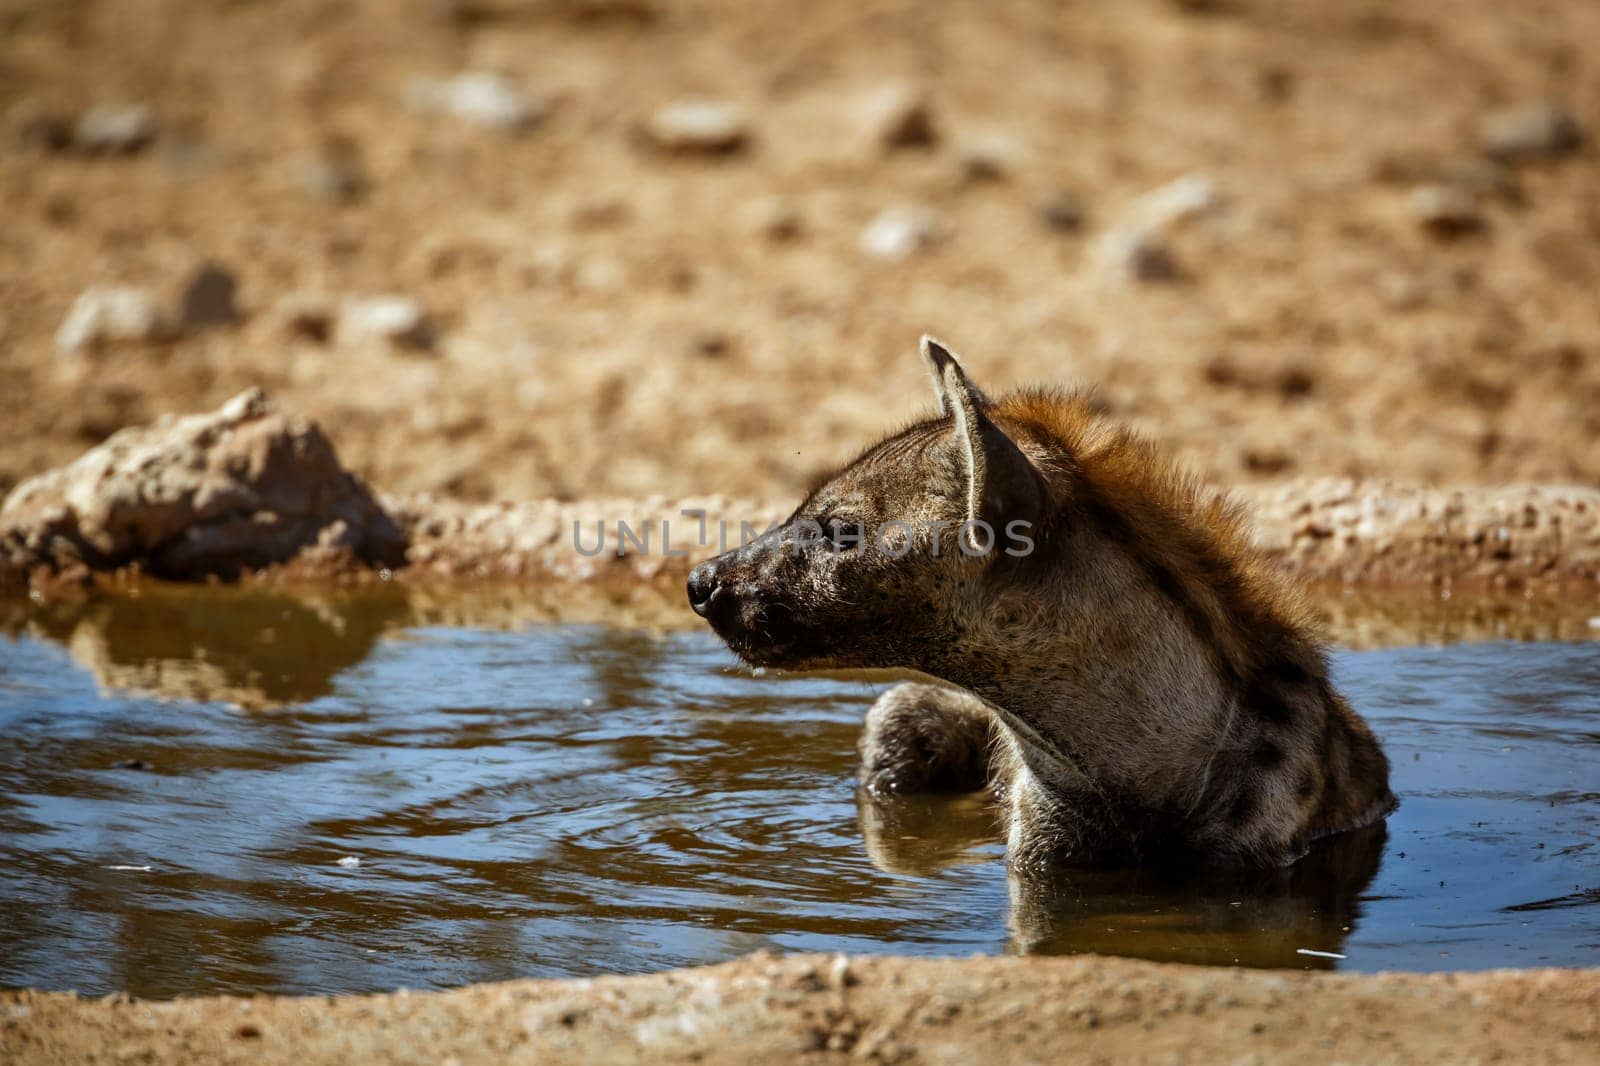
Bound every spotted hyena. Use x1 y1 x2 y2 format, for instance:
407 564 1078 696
688 337 1395 870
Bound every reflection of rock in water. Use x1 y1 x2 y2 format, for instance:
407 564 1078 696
1006 823 1387 968
9 587 412 708
859 789 1385 968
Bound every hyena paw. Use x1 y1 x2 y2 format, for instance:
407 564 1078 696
858 682 994 795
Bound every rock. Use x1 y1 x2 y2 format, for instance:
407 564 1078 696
859 206 943 261
1479 101 1582 164
300 139 368 204
643 100 748 154
1094 175 1221 283
0 389 406 580
73 105 157 154
1098 231 1183 282
1037 189 1085 232
276 293 335 343
1440 157 1521 204
178 263 240 329
338 296 437 351
9 102 73 151
690 331 732 358
856 82 937 151
54 286 175 353
955 130 1024 181
742 196 803 241
409 72 549 132
1411 185 1485 238
568 197 630 229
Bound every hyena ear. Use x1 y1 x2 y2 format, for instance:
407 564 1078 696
919 335 1042 550
921 335 991 415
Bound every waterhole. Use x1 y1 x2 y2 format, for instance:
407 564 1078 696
0 588 1595 996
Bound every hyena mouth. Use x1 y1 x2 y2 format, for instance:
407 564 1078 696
715 605 821 670
701 591 840 670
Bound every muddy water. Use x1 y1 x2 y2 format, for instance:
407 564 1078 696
0 589 1596 997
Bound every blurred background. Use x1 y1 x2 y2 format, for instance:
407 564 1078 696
2 0 1597 503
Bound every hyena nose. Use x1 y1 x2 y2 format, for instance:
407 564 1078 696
687 561 720 618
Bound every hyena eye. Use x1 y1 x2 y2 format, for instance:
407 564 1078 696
824 517 865 552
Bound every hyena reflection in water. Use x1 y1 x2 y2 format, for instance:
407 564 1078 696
688 337 1395 873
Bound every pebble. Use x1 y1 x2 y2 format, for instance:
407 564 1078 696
73 104 158 154
55 286 174 353
179 262 240 329
410 72 548 132
1099 230 1183 282
1410 185 1485 238
644 99 748 154
1037 189 1085 232
856 82 937 151
1479 101 1582 164
10 103 73 151
1095 174 1221 283
859 206 942 261
301 140 369 204
338 296 437 351
1440 157 1520 204
276 292 335 343
955 130 1024 181
742 195 803 241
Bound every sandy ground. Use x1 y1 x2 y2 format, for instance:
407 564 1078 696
4 0 1600 506
6 952 1599 1065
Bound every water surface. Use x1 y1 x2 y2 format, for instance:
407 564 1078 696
0 589 1596 996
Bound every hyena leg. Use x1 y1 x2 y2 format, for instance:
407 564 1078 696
858 682 997 795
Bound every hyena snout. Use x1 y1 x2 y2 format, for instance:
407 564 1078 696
687 537 825 665
686 559 721 619
686 549 780 635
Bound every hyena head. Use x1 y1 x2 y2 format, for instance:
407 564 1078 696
688 336 1045 671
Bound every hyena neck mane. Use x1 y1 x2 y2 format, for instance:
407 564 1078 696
925 386 1396 866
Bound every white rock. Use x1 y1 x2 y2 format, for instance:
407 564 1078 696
339 296 436 350
335 856 361 869
410 73 548 132
55 286 174 353
1122 174 1223 232
859 206 942 261
1480 101 1582 163
73 105 157 153
644 100 748 153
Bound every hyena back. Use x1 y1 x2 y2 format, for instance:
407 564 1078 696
688 337 1395 869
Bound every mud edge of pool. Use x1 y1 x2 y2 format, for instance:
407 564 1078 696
5 481 1600 602
4 951 1598 1064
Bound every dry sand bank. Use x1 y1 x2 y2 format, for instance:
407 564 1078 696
6 952 1599 1065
